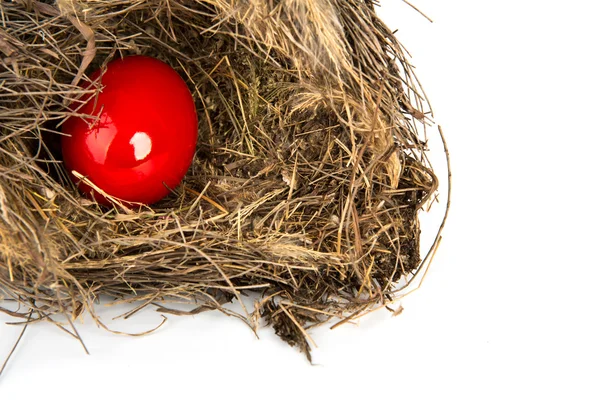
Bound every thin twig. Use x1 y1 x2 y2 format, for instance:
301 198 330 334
0 310 32 379
402 0 434 23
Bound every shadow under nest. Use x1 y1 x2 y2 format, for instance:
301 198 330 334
0 0 437 360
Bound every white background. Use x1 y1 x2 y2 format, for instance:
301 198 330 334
2 1 599 398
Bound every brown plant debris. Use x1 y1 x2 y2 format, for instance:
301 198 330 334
0 0 439 360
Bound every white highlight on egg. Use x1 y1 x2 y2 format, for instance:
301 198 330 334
130 131 152 161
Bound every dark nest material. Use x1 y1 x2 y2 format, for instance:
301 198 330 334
0 0 442 360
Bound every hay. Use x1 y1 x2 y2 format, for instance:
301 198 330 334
0 0 438 360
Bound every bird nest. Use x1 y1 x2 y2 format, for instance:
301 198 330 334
0 0 440 360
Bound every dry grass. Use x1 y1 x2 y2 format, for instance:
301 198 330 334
0 0 439 361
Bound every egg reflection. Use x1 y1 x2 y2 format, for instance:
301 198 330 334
130 131 152 161
85 113 116 165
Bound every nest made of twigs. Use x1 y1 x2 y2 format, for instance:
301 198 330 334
0 0 438 360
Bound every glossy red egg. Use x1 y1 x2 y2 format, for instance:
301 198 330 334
62 55 198 205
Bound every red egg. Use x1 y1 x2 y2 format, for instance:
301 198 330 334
62 55 198 205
